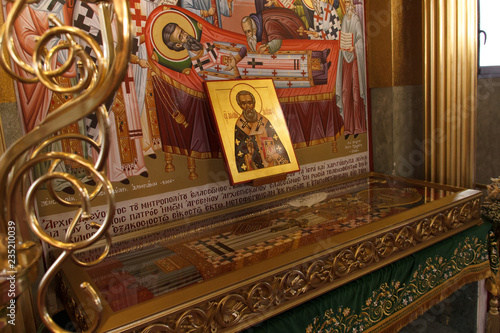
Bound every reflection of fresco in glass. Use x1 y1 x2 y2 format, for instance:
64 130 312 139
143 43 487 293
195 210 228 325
356 188 422 208
86 246 202 312
84 175 458 312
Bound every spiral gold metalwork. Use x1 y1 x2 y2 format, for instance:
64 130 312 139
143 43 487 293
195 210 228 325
0 0 131 331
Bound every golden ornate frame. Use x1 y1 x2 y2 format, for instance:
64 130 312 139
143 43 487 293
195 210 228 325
205 79 300 185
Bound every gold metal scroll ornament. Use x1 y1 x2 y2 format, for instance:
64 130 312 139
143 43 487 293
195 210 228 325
0 0 131 331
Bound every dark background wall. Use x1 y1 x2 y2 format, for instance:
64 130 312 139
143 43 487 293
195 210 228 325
366 0 425 180
476 77 500 185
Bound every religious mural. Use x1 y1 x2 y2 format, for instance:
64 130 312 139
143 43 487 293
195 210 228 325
2 0 370 244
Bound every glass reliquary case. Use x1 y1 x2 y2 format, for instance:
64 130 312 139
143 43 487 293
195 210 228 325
59 172 482 332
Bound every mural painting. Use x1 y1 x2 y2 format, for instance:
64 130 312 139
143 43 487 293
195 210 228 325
2 0 370 246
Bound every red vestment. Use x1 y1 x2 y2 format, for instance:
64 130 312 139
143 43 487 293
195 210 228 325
341 57 366 136
259 8 308 44
9 4 52 133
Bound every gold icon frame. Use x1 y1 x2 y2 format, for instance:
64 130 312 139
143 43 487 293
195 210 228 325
205 79 299 185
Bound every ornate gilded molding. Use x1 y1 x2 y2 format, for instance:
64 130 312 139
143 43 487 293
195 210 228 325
0 0 131 331
132 198 482 333
308 234 489 333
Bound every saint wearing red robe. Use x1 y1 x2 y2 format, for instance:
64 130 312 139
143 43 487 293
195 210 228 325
335 0 367 138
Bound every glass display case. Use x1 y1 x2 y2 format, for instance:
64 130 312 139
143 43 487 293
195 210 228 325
59 173 483 332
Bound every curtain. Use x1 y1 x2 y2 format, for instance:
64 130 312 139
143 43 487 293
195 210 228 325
423 0 478 188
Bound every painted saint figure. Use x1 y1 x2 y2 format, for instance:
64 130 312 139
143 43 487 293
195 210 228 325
234 90 290 172
180 0 233 28
6 0 96 192
335 0 367 139
161 22 331 88
73 1 148 183
308 0 341 40
241 8 308 54
129 0 163 160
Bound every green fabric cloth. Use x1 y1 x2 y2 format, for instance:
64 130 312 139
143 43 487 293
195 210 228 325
245 221 493 333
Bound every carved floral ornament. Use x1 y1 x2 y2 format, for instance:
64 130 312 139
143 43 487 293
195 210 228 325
133 198 481 333
306 234 490 333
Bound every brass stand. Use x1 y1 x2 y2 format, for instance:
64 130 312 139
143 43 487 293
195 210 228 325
0 0 132 331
